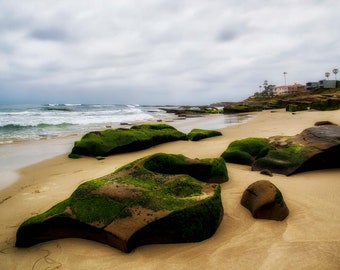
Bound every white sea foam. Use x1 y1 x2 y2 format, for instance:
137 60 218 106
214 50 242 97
0 104 168 142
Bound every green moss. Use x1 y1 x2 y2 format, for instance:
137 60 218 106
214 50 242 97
160 185 222 240
142 186 198 212
286 104 300 112
204 108 223 114
221 137 270 164
72 128 150 156
68 153 83 159
187 129 222 141
201 157 228 181
143 153 187 174
70 195 126 224
253 142 310 174
143 153 228 182
221 150 253 165
71 124 187 157
131 124 176 131
267 143 307 164
72 178 108 199
119 176 159 190
311 100 340 111
274 188 284 206
163 179 202 198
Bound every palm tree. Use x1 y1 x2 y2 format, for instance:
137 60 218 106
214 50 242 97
325 72 330 80
333 68 338 80
283 72 287 86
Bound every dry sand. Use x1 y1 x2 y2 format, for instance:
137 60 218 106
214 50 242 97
0 109 339 269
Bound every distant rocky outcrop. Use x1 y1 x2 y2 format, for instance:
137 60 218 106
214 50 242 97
241 180 289 221
16 153 227 252
187 129 222 141
213 89 340 114
160 106 222 117
69 124 187 157
284 93 340 112
221 125 340 175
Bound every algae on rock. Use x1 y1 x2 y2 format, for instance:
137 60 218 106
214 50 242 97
16 153 227 252
187 129 222 141
221 137 270 165
70 124 187 157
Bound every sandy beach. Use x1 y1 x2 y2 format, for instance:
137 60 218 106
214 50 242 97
1 109 339 269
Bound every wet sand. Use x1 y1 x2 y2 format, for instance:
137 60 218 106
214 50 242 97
0 109 339 269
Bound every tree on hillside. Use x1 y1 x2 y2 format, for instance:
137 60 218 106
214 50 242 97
253 81 275 98
333 68 338 80
262 80 274 97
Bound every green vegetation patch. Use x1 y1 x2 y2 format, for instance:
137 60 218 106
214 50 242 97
70 124 187 157
163 179 203 198
187 129 222 141
221 137 270 165
70 195 126 224
201 157 228 181
156 185 222 241
72 178 109 198
253 142 309 173
143 153 228 182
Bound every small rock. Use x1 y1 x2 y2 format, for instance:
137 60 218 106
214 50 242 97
260 169 273 177
314 121 337 126
241 180 289 221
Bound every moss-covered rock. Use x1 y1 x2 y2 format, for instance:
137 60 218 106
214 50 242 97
16 153 226 252
220 138 270 165
221 125 340 175
70 124 187 157
143 153 228 183
187 129 222 141
252 140 310 175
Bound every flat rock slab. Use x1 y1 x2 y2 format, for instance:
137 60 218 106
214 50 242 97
16 153 227 252
241 180 289 221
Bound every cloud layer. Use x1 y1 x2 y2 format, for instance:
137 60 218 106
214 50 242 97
1 0 339 105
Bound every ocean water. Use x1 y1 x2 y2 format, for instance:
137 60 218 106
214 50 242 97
0 104 170 144
0 103 253 189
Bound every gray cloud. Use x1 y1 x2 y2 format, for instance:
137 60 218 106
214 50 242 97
0 0 339 105
29 28 68 41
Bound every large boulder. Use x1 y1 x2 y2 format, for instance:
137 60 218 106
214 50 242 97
221 125 340 175
16 153 227 252
241 180 289 221
70 124 187 157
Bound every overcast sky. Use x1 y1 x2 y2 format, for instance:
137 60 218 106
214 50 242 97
1 0 339 105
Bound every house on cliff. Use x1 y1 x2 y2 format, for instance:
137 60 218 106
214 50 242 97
273 83 306 96
306 80 339 91
318 80 338 89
